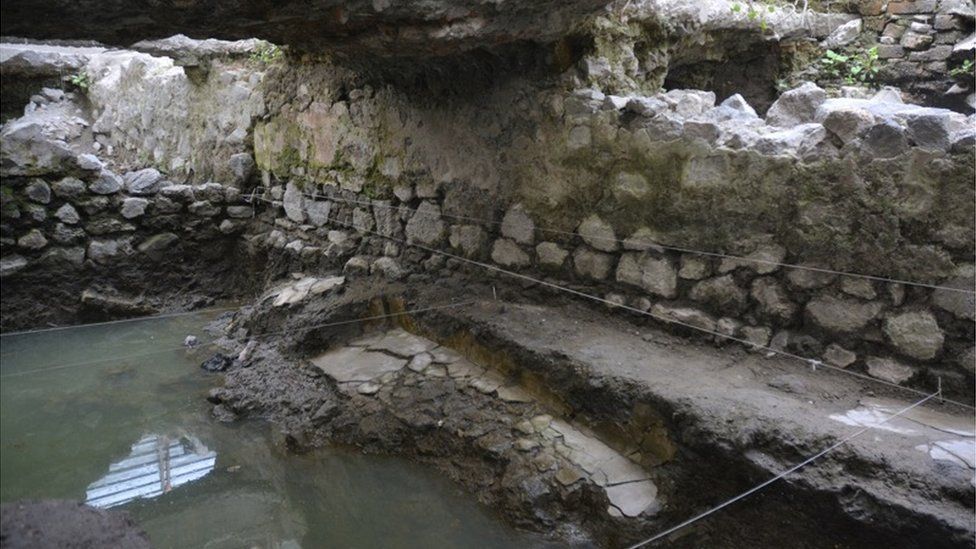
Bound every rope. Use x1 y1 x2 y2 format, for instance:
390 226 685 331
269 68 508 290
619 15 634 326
624 390 942 548
0 300 472 379
254 194 973 411
0 306 242 338
259 187 975 295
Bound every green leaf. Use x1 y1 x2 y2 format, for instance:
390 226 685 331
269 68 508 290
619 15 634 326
832 51 849 61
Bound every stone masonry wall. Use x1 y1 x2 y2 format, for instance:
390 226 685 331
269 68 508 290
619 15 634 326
1 39 973 395
0 121 250 328
245 156 974 399
855 0 974 109
242 64 975 397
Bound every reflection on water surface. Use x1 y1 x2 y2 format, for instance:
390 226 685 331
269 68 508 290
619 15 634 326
86 433 217 508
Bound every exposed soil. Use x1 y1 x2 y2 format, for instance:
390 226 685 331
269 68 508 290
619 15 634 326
0 499 151 549
0 244 246 331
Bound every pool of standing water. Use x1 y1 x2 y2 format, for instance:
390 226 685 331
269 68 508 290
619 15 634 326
0 312 553 548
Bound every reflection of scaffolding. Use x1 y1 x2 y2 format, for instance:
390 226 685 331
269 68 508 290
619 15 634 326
85 434 217 509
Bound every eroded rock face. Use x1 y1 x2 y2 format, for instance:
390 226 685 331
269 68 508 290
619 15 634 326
0 0 610 56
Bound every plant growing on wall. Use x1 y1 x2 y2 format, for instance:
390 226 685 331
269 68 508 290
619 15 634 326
249 43 283 64
820 47 882 86
730 0 810 31
67 72 91 92
949 58 974 80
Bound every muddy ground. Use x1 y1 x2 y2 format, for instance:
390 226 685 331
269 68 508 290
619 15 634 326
0 500 151 548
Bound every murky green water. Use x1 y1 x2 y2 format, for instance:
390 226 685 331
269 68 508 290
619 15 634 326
0 313 549 548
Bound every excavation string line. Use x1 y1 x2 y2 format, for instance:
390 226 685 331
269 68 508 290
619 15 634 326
624 390 942 549
252 187 975 295
255 194 974 411
0 306 242 339
0 300 472 379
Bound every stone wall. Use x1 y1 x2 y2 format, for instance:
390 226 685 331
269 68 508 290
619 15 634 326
243 68 974 397
850 0 974 110
1 39 973 394
575 0 975 113
0 92 250 328
85 50 266 183
0 41 267 183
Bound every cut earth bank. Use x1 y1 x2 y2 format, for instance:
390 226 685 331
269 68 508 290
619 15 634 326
1 0 975 546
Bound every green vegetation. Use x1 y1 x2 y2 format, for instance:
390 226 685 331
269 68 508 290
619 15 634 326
950 58 974 79
820 47 882 86
67 72 91 92
730 1 811 32
249 43 283 64
361 178 389 200
730 1 779 31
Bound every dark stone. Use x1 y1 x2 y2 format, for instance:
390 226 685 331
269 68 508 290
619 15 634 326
311 400 340 425
201 352 235 372
0 0 610 57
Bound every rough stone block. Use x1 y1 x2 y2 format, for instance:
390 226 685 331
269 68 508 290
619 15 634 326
282 182 305 223
405 201 445 246
52 177 86 198
824 344 857 368
577 215 618 252
766 82 827 128
89 170 123 195
124 168 163 195
888 1 938 15
573 246 614 280
866 356 916 384
805 295 884 333
750 278 797 321
17 229 47 250
883 311 944 360
449 225 486 258
54 203 80 224
536 242 568 269
908 45 953 61
491 239 530 268
651 304 717 332
877 44 907 58
25 179 51 204
689 275 747 314
120 197 149 219
500 204 535 245
901 30 935 49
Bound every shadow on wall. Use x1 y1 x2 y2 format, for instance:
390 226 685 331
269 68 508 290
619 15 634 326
664 40 785 114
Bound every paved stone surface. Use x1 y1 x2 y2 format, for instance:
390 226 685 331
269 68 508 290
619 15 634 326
605 481 659 517
272 275 345 307
310 346 406 383
311 326 657 520
367 328 438 357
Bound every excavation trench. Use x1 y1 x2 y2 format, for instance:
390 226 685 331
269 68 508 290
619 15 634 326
2 16 975 546
202 279 976 549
